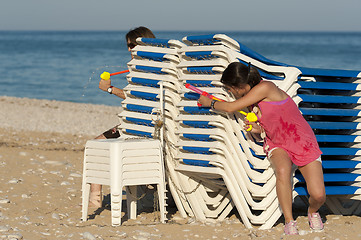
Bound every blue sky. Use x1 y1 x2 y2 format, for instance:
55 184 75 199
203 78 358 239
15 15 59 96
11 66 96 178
1 0 361 31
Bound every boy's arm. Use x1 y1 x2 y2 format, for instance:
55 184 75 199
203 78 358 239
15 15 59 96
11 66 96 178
110 86 126 99
99 79 126 99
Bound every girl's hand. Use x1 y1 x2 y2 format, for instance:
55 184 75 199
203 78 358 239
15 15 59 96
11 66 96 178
244 120 262 134
198 95 212 107
99 79 111 92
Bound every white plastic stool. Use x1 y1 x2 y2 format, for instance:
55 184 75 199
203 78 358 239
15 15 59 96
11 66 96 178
81 138 167 226
110 138 167 226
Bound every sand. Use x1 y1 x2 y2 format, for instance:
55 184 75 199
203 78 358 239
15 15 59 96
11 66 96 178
1 96 361 240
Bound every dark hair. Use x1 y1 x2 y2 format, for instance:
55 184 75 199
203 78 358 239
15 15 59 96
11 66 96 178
126 26 155 46
220 62 262 89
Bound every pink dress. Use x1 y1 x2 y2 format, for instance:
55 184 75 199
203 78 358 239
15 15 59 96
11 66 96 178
257 96 322 166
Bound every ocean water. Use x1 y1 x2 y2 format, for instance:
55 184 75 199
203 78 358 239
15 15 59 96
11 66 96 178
1 31 361 106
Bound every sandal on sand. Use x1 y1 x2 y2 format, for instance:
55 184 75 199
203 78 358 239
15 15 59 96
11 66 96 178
89 191 102 208
284 220 299 235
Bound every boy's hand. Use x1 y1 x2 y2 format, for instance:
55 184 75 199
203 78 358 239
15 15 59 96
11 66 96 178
99 79 111 92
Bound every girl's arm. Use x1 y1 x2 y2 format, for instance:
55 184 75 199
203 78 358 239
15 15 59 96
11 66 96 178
199 81 274 113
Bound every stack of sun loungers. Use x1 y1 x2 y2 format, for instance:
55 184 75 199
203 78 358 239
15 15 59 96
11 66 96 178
173 34 303 229
119 34 361 228
289 60 361 216
120 37 192 219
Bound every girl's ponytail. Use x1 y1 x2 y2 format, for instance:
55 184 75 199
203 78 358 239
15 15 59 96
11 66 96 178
247 64 262 88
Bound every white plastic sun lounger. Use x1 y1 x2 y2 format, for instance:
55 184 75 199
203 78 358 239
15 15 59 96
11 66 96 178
112 32 361 228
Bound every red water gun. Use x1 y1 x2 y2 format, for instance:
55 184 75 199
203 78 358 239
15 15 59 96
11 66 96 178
185 83 223 104
185 83 257 131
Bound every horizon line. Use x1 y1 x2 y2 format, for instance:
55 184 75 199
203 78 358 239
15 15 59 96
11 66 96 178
1 29 361 33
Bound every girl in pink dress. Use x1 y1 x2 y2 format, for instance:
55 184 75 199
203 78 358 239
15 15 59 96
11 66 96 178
198 62 326 235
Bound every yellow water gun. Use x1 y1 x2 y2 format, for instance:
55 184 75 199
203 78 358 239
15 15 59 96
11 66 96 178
239 111 258 131
100 70 130 80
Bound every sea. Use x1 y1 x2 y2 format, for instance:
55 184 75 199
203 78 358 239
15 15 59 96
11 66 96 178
1 31 361 106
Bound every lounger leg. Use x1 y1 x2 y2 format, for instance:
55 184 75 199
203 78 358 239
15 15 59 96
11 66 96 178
167 178 189 218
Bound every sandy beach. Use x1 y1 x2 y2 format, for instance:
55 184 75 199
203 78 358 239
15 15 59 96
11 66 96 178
1 96 361 240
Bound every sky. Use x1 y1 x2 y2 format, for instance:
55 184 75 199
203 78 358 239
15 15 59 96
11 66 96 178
1 0 361 32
